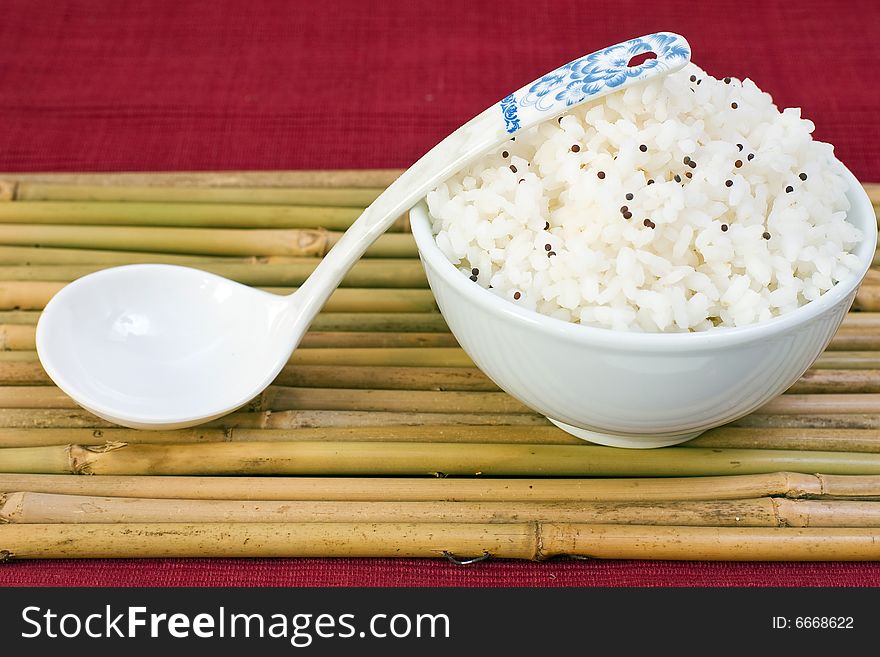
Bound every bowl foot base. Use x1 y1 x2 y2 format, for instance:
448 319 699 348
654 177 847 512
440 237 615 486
547 418 704 449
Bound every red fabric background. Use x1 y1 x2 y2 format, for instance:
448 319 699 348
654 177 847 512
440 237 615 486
0 0 878 586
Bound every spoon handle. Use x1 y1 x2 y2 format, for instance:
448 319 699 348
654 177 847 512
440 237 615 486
291 32 690 322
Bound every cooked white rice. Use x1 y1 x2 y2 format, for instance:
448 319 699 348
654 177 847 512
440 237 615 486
427 63 862 332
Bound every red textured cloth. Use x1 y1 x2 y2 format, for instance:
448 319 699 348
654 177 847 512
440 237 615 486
0 0 879 586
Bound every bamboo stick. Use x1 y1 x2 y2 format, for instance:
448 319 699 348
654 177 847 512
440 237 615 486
733 414 880 429
303 313 448 332
0 324 34 351
686 427 880 453
0 522 536 560
841 312 880 328
6 386 880 415
0 424 570 447
0 169 404 189
272 365 488 390
3 471 877 502
828 331 880 351
253 386 529 414
0 362 865 392
0 260 429 287
0 351 40 361
0 282 63 311
0 315 449 345
11 183 385 207
0 333 457 361
4 425 880 452
4 522 880 560
3 441 880 476
4 492 880 528
0 408 547 429
0 349 477 367
854 286 880 311
0 289 438 317
0 202 368 230
813 352 880 369
0 224 417 258
297 332 456 348
0 245 241 266
287 348 472 367
787 369 880 394
0 398 865 434
757 394 880 415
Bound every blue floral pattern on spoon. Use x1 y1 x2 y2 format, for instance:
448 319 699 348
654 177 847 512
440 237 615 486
502 32 691 132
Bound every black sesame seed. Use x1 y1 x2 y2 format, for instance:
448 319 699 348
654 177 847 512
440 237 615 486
799 172 808 181
557 116 563 124
674 174 682 183
544 243 552 251
747 153 755 161
509 165 517 173
763 231 771 240
724 77 732 84
688 160 696 168
625 192 634 201
725 179 733 187
597 171 605 179
511 137 516 141
623 211 633 220
689 74 697 82
685 171 693 179
643 219 656 229
620 205 629 213
544 221 550 230
518 179 525 184
548 251 556 257
502 150 509 158
647 179 655 185
785 185 794 193
731 102 738 109
696 79 701 85
683 156 691 164
472 268 479 276
737 143 744 151
734 160 743 168
721 224 729 232
639 144 648 152
469 275 478 282
570 144 580 153
513 291 521 300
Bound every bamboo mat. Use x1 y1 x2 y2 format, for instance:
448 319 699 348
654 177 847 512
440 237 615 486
1 171 880 561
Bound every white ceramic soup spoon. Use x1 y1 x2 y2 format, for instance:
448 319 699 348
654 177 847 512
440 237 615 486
36 32 690 429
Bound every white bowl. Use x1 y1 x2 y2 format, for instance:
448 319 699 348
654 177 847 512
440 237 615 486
410 165 877 448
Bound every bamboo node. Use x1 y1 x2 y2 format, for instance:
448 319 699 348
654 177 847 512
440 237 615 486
816 473 830 496
294 229 329 257
534 520 545 560
0 181 16 202
68 442 127 474
85 441 128 454
768 497 789 527
441 550 490 565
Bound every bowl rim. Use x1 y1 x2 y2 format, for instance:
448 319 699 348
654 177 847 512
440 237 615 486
409 162 877 352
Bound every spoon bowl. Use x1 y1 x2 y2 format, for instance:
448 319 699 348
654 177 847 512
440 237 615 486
35 33 691 429
36 264 299 428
